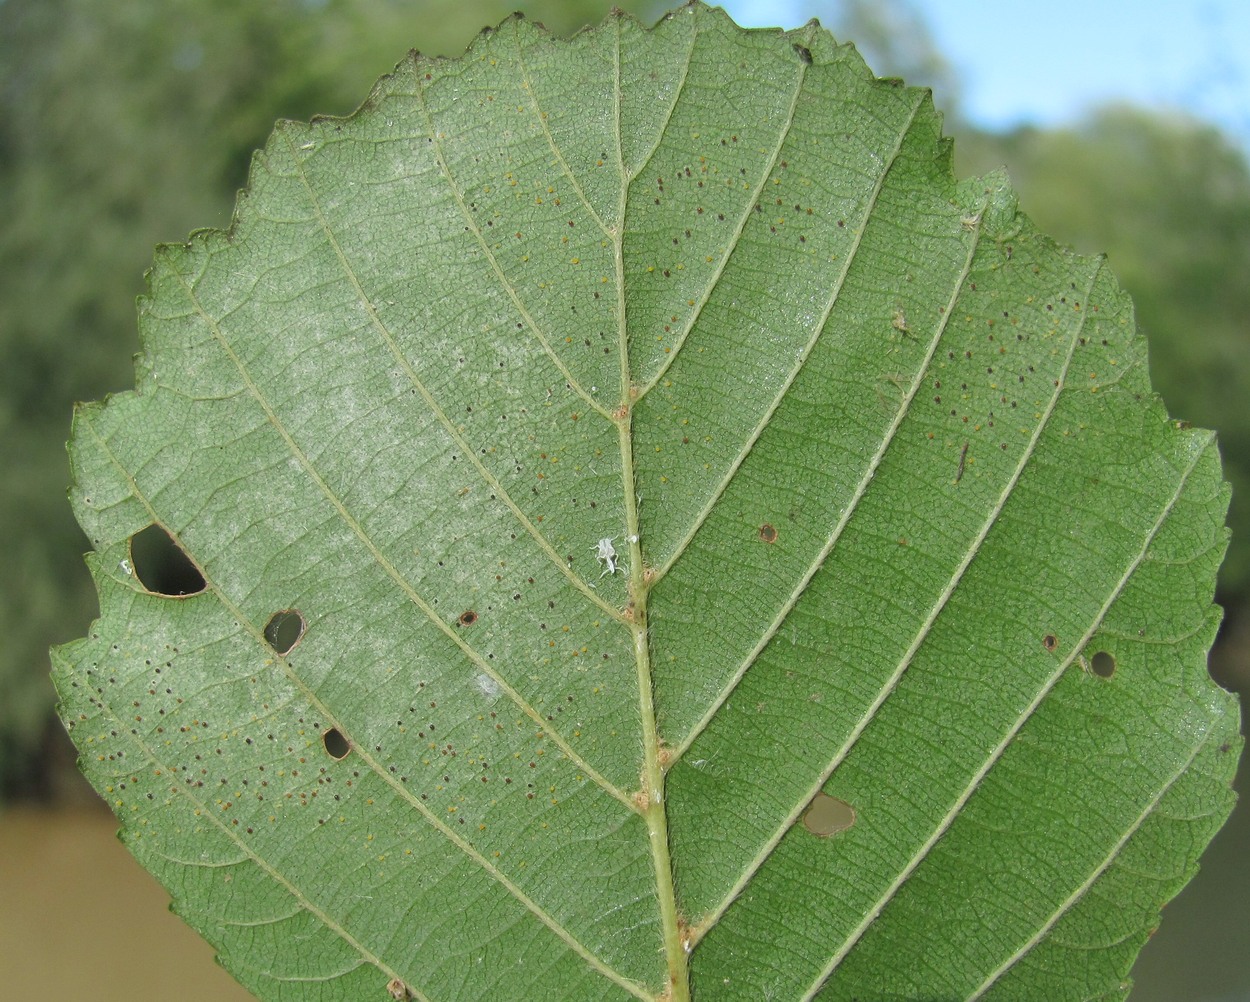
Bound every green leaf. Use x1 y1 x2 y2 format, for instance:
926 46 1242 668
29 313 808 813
53 6 1239 1000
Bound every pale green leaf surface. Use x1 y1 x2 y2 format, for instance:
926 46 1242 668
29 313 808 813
53 6 1239 1001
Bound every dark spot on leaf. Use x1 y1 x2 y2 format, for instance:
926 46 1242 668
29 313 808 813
129 524 206 597
793 43 812 64
802 793 856 837
1043 634 1058 652
322 728 350 760
1090 651 1116 678
458 610 478 627
758 523 778 544
263 609 305 655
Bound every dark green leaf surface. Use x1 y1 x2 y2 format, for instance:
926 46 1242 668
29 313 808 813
53 6 1239 1000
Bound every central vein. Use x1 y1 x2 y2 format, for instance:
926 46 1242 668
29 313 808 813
612 17 688 999
619 407 689 1000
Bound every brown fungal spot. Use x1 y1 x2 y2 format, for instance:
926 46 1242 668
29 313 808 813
758 523 778 544
802 792 856 837
458 610 478 627
386 978 413 1001
322 728 351 761
1042 634 1058 652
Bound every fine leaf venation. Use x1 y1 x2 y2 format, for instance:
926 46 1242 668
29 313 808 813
514 26 613 238
411 66 614 421
967 711 1217 999
165 258 632 811
82 419 647 1000
797 262 1213 998
618 10 698 185
651 87 927 587
672 182 986 764
277 129 625 625
633 25 814 402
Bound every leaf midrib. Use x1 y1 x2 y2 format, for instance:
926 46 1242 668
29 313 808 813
612 14 689 999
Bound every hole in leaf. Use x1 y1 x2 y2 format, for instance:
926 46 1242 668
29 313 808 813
1090 651 1116 678
458 609 478 627
758 523 778 544
129 524 206 597
322 728 351 760
1042 634 1058 652
802 792 856 837
263 609 305 654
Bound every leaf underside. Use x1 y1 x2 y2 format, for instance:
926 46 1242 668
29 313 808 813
53 5 1239 1001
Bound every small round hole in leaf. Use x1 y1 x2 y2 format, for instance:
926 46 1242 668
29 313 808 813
802 792 856 837
322 728 351 760
758 523 778 544
1090 651 1116 678
1042 634 1058 652
129 524 206 597
458 609 478 627
263 609 305 654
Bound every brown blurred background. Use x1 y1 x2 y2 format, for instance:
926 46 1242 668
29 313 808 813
1 1 1247 998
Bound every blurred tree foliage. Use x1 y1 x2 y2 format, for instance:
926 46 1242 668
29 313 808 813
3 0 1247 799
0 0 659 800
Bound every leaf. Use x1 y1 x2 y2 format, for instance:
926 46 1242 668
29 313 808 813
53 6 1240 1000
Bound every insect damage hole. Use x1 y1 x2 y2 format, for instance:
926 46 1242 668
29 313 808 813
1042 634 1058 652
128 523 207 597
1090 650 1116 678
802 792 856 837
263 609 305 654
458 609 478 627
322 728 351 760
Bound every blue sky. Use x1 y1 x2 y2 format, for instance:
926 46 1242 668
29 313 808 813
720 0 1250 147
